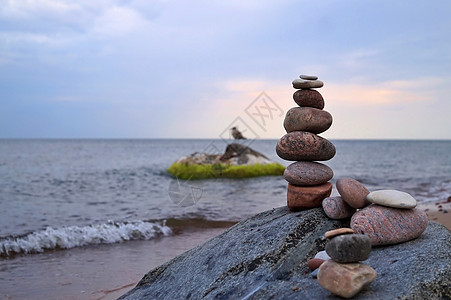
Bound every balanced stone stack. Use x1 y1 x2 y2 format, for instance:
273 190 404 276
276 74 336 211
323 178 428 246
317 228 376 298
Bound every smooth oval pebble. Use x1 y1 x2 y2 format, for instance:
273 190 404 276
300 74 318 80
336 178 370 209
325 228 354 239
325 234 372 263
367 189 417 209
287 182 332 211
307 258 325 270
293 89 324 109
318 260 377 298
351 204 428 246
292 79 324 89
283 107 333 134
283 161 333 186
322 196 356 219
276 131 336 161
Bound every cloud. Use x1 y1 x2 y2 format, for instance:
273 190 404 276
91 6 150 37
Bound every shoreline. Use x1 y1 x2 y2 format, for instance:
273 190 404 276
419 198 451 230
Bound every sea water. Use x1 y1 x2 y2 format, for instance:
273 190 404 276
0 139 450 298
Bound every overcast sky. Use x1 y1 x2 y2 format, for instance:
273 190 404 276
1 0 450 139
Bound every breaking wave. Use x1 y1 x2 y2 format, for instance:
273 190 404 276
0 220 172 257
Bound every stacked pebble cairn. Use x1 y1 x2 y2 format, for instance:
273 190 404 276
310 179 428 298
277 75 429 298
276 75 336 211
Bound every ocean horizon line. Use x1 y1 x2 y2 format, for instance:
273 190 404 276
0 137 450 142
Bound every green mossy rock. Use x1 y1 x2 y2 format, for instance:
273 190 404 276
167 162 285 180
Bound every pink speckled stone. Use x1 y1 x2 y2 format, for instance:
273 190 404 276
283 161 333 186
283 107 333 134
276 131 336 161
322 196 356 219
293 89 325 109
351 204 428 246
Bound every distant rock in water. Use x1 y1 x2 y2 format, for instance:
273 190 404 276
167 143 285 179
119 207 450 300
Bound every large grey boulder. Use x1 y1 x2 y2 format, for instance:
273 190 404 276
119 207 450 299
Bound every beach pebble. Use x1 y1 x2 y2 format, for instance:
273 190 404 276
283 161 333 186
311 268 319 278
307 258 325 271
325 234 372 263
336 178 370 209
276 131 336 161
293 89 325 109
322 196 356 219
324 228 355 239
287 182 332 211
367 189 417 209
351 204 428 246
283 107 333 134
300 74 318 80
292 79 324 89
318 260 377 298
314 250 331 261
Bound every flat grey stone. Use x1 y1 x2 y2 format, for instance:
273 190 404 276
119 207 451 300
292 79 324 89
300 74 318 80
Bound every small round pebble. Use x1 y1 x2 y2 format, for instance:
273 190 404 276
314 250 331 261
367 189 417 209
307 258 325 271
324 228 354 239
311 268 319 278
300 74 318 80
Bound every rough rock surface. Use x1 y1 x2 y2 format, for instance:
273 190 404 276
175 143 273 166
283 107 333 134
351 204 428 246
120 207 450 300
293 89 325 109
276 131 336 161
283 161 333 186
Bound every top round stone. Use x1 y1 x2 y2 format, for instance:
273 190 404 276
292 79 324 89
367 190 417 209
300 74 318 80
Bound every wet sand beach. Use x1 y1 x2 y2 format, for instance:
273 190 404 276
420 198 451 230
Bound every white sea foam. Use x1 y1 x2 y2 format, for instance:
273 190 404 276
0 220 172 257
